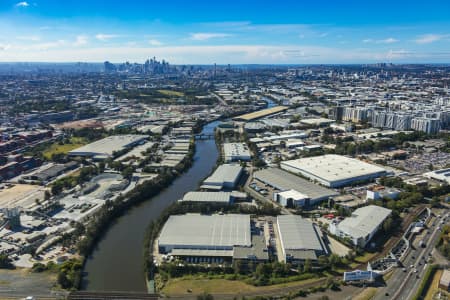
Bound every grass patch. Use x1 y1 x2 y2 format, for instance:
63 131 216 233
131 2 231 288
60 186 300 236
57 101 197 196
42 137 87 160
413 264 438 300
162 277 324 296
157 89 184 97
425 269 443 300
383 270 394 281
354 252 377 263
353 287 377 300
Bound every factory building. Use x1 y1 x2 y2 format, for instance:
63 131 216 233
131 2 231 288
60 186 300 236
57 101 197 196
68 135 148 159
158 214 268 263
179 191 233 205
280 155 387 188
423 168 450 184
329 205 392 248
254 168 339 207
201 164 243 190
223 143 251 162
277 215 328 265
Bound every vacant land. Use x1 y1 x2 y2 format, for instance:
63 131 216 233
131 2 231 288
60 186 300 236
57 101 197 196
0 184 44 208
162 277 325 297
353 287 377 300
354 252 378 263
0 268 57 298
42 137 87 160
157 90 184 97
425 269 443 300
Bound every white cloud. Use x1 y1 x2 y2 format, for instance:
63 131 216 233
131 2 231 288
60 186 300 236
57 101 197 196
15 1 29 7
379 38 398 44
0 44 11 51
149 39 163 46
20 40 66 51
73 35 88 46
415 34 449 44
17 35 41 42
190 33 232 41
363 37 398 44
95 34 119 41
1 43 449 64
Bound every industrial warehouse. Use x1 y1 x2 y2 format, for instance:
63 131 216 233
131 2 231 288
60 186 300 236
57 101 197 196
201 164 243 190
280 154 387 188
277 215 328 264
157 214 268 263
232 106 289 122
179 191 233 204
68 134 148 159
253 167 339 207
329 205 392 247
223 143 251 162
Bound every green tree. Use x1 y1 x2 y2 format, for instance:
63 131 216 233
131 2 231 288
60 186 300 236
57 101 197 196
303 259 312 273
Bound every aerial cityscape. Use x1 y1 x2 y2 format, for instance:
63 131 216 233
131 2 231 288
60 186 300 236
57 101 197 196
0 1 450 300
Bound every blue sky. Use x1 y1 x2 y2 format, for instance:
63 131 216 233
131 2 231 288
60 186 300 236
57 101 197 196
0 0 450 63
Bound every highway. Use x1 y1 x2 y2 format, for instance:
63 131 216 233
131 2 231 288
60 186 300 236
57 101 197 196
374 210 447 299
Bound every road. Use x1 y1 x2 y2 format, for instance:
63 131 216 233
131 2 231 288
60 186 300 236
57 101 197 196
373 210 447 300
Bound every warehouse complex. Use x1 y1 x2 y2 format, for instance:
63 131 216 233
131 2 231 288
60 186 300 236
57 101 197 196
277 215 328 264
68 135 148 159
253 168 339 207
201 164 243 190
329 205 392 247
280 154 387 188
158 214 268 263
423 168 450 184
179 191 233 204
233 106 289 122
223 143 251 162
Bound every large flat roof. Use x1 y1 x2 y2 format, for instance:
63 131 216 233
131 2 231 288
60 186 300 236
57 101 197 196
233 106 289 121
337 205 392 239
69 135 147 157
158 214 251 248
180 191 231 203
203 164 243 185
423 168 450 184
281 154 386 184
277 215 326 252
253 168 338 201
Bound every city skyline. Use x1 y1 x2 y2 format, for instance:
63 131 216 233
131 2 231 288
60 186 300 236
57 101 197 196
0 0 450 63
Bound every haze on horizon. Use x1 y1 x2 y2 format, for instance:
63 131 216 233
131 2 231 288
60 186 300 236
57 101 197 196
0 0 450 64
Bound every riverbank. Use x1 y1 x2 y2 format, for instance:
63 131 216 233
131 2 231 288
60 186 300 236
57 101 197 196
81 121 221 291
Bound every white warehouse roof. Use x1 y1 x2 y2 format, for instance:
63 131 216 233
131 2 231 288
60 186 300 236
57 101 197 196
202 164 243 188
277 215 326 252
158 214 251 249
423 168 450 184
337 205 392 240
180 191 232 203
69 135 148 158
281 154 386 187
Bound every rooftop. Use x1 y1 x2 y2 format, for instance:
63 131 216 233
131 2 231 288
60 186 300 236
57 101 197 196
158 214 251 248
281 154 386 183
233 106 289 121
180 191 232 203
68 135 147 157
277 215 326 252
337 205 392 239
253 168 338 201
203 164 243 185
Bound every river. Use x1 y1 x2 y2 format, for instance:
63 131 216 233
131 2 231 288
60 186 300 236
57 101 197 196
81 120 220 292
